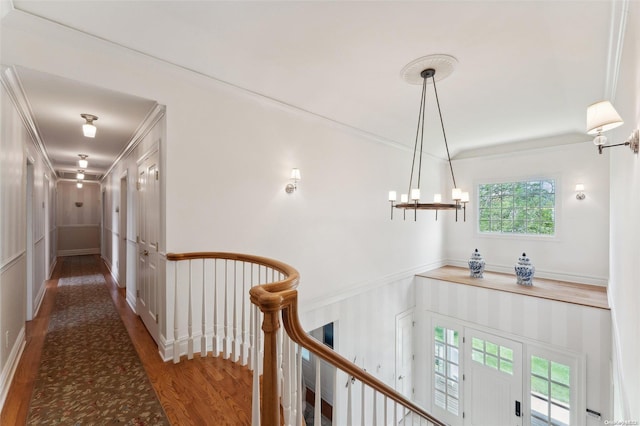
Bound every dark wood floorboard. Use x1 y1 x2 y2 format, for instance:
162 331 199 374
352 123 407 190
0 255 254 425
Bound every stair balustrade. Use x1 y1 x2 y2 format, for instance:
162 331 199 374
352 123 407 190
167 252 444 426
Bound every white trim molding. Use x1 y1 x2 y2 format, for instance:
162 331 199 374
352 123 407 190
0 327 25 413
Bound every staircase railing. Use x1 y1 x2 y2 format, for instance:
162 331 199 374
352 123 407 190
167 252 445 426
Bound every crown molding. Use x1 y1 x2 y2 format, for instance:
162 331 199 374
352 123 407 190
604 0 630 102
0 65 56 175
101 103 165 182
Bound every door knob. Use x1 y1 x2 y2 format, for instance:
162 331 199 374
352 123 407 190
398 375 404 380
143 250 149 256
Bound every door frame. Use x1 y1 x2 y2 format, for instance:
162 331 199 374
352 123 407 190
118 171 128 288
395 309 414 397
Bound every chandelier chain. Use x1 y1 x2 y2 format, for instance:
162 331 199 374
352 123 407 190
431 75 457 188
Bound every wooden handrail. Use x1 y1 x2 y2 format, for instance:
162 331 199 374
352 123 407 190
168 251 444 426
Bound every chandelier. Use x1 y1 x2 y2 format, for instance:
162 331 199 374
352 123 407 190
388 55 468 221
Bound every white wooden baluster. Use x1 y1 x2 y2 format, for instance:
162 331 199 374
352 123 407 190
201 259 207 357
383 395 387 426
172 261 180 363
314 357 322 426
361 381 365 426
241 261 248 365
223 260 230 359
393 402 397 426
212 259 219 356
232 261 238 362
347 376 353 426
295 343 303 426
373 389 377 426
248 264 254 370
251 303 260 426
187 259 194 359
276 326 283 412
282 334 291 425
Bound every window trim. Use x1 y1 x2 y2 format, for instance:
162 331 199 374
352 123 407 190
474 174 562 242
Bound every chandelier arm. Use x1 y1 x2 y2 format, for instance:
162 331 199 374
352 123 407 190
408 76 428 196
431 75 457 188
416 76 428 191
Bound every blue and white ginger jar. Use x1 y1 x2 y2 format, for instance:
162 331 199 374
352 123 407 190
515 252 535 286
468 249 485 278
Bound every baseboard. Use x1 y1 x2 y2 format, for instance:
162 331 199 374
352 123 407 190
32 280 47 318
58 248 100 257
101 256 124 289
0 326 26 412
48 257 57 279
126 291 137 315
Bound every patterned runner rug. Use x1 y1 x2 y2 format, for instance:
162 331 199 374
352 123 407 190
27 256 169 425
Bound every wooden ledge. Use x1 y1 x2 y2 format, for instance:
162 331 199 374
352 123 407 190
417 266 609 310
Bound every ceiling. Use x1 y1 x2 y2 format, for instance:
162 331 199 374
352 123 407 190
4 1 628 179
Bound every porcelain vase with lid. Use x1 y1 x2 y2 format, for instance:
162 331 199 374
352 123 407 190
515 252 535 286
468 248 486 278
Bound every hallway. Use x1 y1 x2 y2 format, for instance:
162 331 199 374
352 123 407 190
1 255 254 425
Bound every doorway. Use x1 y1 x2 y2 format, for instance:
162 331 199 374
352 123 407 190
136 148 160 343
464 328 523 426
118 174 128 288
396 309 414 399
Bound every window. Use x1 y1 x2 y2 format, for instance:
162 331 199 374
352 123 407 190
471 336 514 375
530 355 571 426
478 180 555 235
434 326 460 416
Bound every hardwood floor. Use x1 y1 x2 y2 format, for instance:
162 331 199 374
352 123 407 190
0 256 254 425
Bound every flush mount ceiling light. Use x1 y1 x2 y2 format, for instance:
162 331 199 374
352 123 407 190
81 113 98 138
587 101 639 154
76 170 85 180
76 181 83 189
388 54 468 221
78 154 88 169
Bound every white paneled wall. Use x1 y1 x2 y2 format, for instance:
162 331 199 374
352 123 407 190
415 277 611 426
0 75 55 411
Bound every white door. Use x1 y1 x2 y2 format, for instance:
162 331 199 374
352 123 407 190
396 310 414 399
464 328 523 426
118 175 127 288
137 151 160 343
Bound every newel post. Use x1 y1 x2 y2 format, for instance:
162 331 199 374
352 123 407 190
250 287 285 426
261 307 281 426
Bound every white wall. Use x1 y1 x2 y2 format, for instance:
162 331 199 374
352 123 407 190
0 73 55 411
299 274 417 425
56 180 100 256
608 2 640 419
445 142 610 286
0 11 447 319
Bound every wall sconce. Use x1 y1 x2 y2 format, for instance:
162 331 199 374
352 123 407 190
81 113 98 138
285 168 301 194
587 101 639 154
575 183 585 200
78 154 88 169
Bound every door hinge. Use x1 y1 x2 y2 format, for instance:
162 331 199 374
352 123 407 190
412 354 415 360
412 321 416 326
463 374 466 381
155 170 159 180
136 235 140 243
463 412 465 419
136 180 141 190
136 290 139 298
156 314 159 324
463 336 466 343
155 242 159 252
